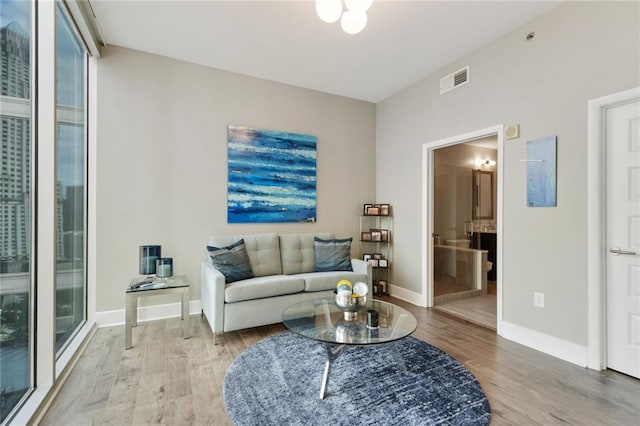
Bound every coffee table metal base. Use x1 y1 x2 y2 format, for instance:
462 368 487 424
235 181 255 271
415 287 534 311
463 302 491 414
318 341 408 399
282 298 418 400
320 343 346 399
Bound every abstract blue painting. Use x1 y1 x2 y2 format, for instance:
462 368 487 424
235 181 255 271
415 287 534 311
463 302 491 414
227 125 317 223
526 135 557 207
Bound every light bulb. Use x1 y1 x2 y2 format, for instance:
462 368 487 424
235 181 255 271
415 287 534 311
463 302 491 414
345 0 373 13
316 0 343 24
341 10 367 35
475 158 496 167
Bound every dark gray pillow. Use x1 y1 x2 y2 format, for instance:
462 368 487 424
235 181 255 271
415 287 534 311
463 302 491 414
207 239 254 283
314 237 353 272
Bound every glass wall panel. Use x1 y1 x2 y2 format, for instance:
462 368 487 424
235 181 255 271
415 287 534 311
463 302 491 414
0 0 33 421
55 3 86 352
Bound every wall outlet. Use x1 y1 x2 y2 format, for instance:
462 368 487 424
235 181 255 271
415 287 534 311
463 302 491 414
534 292 545 308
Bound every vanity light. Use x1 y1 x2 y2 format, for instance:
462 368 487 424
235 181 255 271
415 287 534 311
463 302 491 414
475 158 496 167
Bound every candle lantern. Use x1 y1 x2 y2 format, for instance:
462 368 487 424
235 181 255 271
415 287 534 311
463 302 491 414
139 245 161 275
156 257 173 278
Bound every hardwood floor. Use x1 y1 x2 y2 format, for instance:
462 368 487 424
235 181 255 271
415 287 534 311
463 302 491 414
40 298 640 425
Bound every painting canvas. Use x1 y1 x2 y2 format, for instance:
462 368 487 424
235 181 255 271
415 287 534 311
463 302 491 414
227 125 317 223
526 135 557 207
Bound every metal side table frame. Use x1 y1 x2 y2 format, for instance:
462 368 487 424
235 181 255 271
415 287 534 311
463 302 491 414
125 275 190 349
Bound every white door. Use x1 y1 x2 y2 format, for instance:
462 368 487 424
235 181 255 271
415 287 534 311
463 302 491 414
606 99 640 379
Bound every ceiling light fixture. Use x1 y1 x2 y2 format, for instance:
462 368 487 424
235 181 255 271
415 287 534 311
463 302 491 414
316 0 342 23
316 0 372 35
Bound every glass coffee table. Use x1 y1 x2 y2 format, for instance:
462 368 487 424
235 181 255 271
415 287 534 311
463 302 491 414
282 297 417 399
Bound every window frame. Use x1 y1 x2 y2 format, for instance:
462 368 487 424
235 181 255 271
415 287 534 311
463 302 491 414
0 0 37 422
3 1 97 424
54 0 89 357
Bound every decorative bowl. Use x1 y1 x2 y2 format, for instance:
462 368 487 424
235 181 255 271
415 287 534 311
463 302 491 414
335 292 367 321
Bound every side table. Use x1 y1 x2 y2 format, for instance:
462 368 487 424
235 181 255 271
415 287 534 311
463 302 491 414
125 274 191 349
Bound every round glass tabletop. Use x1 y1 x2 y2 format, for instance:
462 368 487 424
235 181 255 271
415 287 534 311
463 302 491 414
282 297 417 345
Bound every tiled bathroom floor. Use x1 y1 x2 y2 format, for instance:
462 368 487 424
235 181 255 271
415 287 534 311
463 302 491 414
433 281 497 330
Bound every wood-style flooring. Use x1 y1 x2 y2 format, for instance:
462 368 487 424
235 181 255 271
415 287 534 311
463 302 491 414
40 298 640 425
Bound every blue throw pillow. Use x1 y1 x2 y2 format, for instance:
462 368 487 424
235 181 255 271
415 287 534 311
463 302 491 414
207 239 254 283
314 237 353 272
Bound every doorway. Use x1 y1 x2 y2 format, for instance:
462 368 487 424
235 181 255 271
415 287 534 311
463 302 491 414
587 87 640 377
422 125 504 334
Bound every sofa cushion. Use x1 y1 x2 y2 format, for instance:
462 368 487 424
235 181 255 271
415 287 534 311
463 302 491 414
280 233 333 275
208 233 282 277
207 239 254 283
298 271 369 292
224 275 305 303
314 237 353 272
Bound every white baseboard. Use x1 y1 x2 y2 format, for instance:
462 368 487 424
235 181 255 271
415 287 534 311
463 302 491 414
501 321 588 367
96 300 202 327
388 284 426 307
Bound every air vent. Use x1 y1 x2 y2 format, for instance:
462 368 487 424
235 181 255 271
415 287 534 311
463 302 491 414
440 66 469 94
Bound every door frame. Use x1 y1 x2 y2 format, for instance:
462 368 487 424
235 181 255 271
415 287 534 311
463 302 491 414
421 124 504 334
587 86 640 370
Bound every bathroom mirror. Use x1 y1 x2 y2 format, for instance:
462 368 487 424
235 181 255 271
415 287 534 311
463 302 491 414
472 170 493 219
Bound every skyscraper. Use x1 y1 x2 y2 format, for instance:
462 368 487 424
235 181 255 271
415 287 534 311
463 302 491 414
1 21 31 272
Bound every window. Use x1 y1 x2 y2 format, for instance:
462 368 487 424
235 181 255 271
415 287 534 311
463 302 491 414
55 2 86 353
0 0 33 422
0 0 93 422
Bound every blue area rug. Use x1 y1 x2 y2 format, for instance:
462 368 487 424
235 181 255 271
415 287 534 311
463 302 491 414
223 332 490 425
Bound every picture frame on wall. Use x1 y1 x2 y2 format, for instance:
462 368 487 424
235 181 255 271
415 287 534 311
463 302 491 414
227 125 317 223
366 205 380 215
526 135 557 207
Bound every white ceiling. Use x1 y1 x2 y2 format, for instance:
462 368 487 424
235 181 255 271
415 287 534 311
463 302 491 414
90 1 563 103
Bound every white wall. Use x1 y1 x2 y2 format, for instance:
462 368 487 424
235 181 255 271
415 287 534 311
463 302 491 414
96 47 376 313
376 2 639 347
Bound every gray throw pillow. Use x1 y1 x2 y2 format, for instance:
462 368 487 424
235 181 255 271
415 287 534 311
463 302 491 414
207 239 254 283
314 237 353 272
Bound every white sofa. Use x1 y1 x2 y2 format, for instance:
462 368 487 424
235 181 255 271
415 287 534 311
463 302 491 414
200 232 371 342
